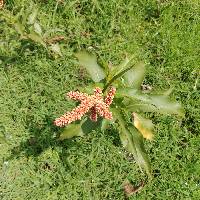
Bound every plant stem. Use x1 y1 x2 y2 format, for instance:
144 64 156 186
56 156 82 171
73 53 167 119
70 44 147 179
102 56 135 92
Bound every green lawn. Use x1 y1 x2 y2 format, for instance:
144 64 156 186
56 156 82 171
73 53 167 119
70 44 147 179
0 0 200 199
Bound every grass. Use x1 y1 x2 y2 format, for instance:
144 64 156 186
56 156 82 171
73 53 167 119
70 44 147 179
0 0 200 199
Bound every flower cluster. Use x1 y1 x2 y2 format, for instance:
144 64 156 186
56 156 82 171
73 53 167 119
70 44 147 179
54 87 116 127
105 87 116 106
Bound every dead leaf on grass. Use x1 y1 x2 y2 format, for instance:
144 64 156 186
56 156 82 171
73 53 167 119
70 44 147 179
0 0 4 9
46 36 65 44
123 180 145 197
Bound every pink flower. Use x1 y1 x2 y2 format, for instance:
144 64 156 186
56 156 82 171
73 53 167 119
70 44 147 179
90 106 98 122
89 87 116 121
105 87 116 106
54 87 116 127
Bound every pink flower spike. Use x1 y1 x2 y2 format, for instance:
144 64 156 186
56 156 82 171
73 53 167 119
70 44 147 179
90 106 98 121
94 87 103 96
67 91 88 101
54 87 116 127
105 87 116 106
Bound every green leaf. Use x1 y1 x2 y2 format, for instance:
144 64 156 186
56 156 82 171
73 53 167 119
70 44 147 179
77 83 104 95
116 88 150 104
107 56 135 84
126 103 158 113
103 58 139 92
116 88 138 98
128 126 152 177
124 62 145 89
117 88 184 116
59 123 83 140
149 95 184 116
110 56 130 77
112 109 152 177
75 51 105 82
162 87 174 96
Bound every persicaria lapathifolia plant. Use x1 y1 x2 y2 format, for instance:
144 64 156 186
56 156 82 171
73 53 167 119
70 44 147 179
54 51 184 178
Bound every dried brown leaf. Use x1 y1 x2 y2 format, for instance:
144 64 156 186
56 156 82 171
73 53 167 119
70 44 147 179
46 36 65 44
123 180 145 197
0 0 4 9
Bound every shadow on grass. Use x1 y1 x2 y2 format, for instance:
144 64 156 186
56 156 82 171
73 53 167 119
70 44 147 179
7 115 68 163
0 40 52 69
6 115 121 165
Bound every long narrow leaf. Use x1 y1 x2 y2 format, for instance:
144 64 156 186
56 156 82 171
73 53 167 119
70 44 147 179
128 126 152 177
117 88 184 116
149 95 184 116
103 59 139 92
109 56 130 78
112 109 152 177
126 103 158 113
